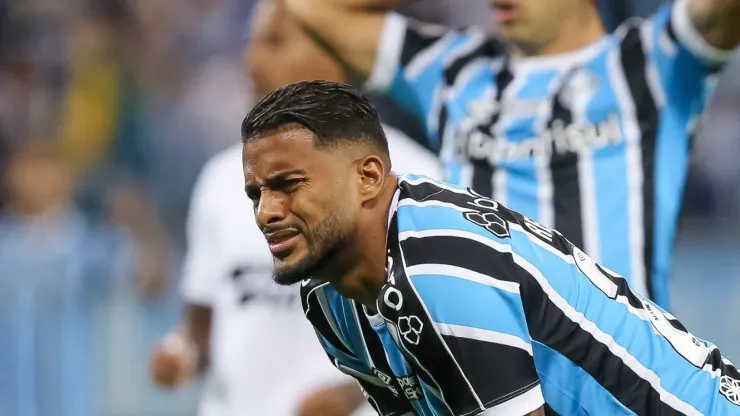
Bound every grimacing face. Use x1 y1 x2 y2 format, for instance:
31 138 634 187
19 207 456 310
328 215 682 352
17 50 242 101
490 0 588 52
243 126 360 286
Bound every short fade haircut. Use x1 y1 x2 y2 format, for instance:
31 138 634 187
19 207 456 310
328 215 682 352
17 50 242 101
241 80 390 161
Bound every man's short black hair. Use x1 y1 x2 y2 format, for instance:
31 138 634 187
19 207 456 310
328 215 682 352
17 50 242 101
241 80 389 157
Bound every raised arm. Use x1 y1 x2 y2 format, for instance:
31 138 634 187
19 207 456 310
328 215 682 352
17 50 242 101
284 0 406 77
687 0 740 50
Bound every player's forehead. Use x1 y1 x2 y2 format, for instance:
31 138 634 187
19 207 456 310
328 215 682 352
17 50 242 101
242 127 328 182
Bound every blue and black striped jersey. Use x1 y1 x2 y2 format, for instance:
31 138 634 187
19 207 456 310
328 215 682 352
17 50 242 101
365 0 733 308
300 175 740 416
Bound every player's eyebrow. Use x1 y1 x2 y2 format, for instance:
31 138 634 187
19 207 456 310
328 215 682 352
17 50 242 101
264 169 307 182
245 169 308 194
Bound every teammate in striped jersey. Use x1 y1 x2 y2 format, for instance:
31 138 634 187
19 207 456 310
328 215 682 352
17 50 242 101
241 80 740 416
283 0 740 309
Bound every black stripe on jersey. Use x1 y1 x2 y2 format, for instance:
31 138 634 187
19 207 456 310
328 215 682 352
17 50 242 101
665 15 678 43
302 284 354 356
441 335 541 409
398 178 573 257
548 91 584 251
352 302 410 399
523 278 681 415
399 21 449 67
437 104 449 149
472 63 514 197
398 179 474 208
401 235 524 285
620 26 658 301
442 39 502 87
381 215 483 415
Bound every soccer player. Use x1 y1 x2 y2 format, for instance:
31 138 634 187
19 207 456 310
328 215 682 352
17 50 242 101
283 0 740 309
148 1 441 415
241 80 740 416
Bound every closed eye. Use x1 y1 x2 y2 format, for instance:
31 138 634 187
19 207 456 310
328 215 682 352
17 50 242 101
280 178 304 192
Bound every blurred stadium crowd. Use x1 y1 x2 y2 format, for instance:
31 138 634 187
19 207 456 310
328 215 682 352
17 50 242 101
0 0 738 415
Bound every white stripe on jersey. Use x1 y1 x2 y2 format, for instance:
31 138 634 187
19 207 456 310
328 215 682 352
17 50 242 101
436 323 534 356
350 303 375 368
335 360 387 387
405 32 458 80
395 191 725 377
399 222 702 415
427 84 445 135
442 29 487 67
396 241 487 412
534 155 554 228
316 287 353 351
606 38 649 298
460 164 475 190
448 57 498 99
639 20 668 109
506 250 702 416
406 263 521 294
578 149 600 262
479 384 545 416
397 196 471 212
570 71 602 262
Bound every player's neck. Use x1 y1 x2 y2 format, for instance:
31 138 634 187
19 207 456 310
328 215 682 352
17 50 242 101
327 174 399 308
512 12 605 58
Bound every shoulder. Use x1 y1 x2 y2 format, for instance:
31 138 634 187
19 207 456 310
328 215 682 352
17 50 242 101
394 175 513 238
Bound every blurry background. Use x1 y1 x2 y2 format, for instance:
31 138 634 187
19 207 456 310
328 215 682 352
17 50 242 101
0 0 737 415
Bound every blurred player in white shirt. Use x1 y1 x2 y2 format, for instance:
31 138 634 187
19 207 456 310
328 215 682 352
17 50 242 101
148 1 441 415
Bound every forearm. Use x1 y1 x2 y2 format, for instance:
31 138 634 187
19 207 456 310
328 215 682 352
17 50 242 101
180 304 212 371
285 0 390 77
687 0 740 50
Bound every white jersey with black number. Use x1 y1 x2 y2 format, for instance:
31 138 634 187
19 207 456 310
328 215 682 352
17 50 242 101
179 127 442 416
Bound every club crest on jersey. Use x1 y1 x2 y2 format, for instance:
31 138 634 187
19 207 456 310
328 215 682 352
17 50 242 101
559 69 599 111
398 315 423 345
720 375 740 406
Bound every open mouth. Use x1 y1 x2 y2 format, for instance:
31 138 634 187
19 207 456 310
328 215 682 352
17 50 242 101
265 228 301 258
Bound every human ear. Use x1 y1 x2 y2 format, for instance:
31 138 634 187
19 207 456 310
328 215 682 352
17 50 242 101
356 155 386 202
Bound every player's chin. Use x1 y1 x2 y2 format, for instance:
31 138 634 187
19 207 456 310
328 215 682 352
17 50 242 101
272 251 312 286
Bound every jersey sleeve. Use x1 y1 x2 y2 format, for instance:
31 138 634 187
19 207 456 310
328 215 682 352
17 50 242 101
179 160 222 306
383 221 544 415
642 0 734 112
366 13 492 151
